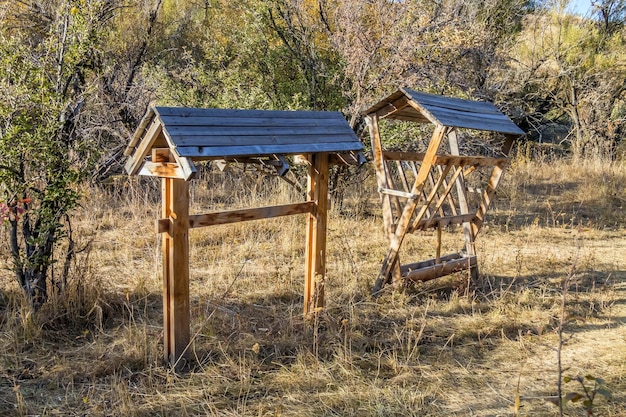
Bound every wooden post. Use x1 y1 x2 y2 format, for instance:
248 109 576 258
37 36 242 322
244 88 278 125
304 153 329 316
162 177 190 366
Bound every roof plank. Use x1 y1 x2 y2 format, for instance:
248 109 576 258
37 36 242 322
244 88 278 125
176 142 362 158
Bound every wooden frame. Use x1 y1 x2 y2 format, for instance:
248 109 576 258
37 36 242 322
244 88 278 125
365 88 524 294
125 106 363 367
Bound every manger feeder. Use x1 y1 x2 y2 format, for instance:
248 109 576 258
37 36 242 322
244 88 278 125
364 88 525 293
124 106 364 366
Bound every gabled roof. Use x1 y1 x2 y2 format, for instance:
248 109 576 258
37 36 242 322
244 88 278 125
124 106 364 180
364 87 525 136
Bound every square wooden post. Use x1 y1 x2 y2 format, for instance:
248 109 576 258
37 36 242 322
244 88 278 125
304 153 329 317
162 177 190 366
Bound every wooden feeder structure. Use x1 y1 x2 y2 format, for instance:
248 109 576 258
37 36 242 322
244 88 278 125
124 106 364 366
364 88 524 293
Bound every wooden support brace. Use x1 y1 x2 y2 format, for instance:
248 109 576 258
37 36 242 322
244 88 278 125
373 125 448 294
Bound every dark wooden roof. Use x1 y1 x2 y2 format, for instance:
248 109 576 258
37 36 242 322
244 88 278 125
125 106 364 180
364 88 525 136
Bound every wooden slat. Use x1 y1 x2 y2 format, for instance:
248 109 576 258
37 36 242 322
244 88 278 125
155 107 346 120
369 115 403 288
403 88 504 115
400 253 463 274
373 126 448 294
164 125 355 137
411 213 476 231
186 201 315 229
383 152 508 167
404 255 477 282
374 96 411 119
124 119 163 175
421 111 524 135
176 141 363 158
449 130 476 256
379 187 418 200
138 161 186 179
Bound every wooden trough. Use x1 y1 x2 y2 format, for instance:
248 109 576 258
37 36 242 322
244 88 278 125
364 88 525 293
124 106 364 366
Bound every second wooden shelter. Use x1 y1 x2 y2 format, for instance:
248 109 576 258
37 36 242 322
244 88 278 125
364 88 525 293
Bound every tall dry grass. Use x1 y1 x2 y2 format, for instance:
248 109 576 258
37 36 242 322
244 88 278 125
0 157 625 416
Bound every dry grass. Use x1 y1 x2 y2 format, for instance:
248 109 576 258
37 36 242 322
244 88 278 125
0 157 625 416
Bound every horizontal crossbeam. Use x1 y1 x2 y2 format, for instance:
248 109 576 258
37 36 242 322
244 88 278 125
383 151 508 167
156 201 316 233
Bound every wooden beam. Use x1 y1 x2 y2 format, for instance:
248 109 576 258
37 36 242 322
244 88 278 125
368 115 402 289
404 255 477 282
124 119 163 176
420 166 464 229
448 130 476 257
162 178 190 368
304 153 329 317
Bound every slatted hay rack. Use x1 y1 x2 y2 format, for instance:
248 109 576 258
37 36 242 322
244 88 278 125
364 88 525 294
124 106 364 366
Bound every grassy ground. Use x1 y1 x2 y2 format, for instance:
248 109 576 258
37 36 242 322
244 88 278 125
0 157 625 416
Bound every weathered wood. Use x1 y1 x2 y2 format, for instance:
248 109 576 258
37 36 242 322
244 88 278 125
373 126 448 294
304 153 329 316
164 125 355 137
403 88 504 115
139 162 186 179
404 255 477 282
162 178 190 367
383 151 508 167
420 166 464 229
188 202 316 229
158 115 351 127
471 135 515 238
411 213 476 231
